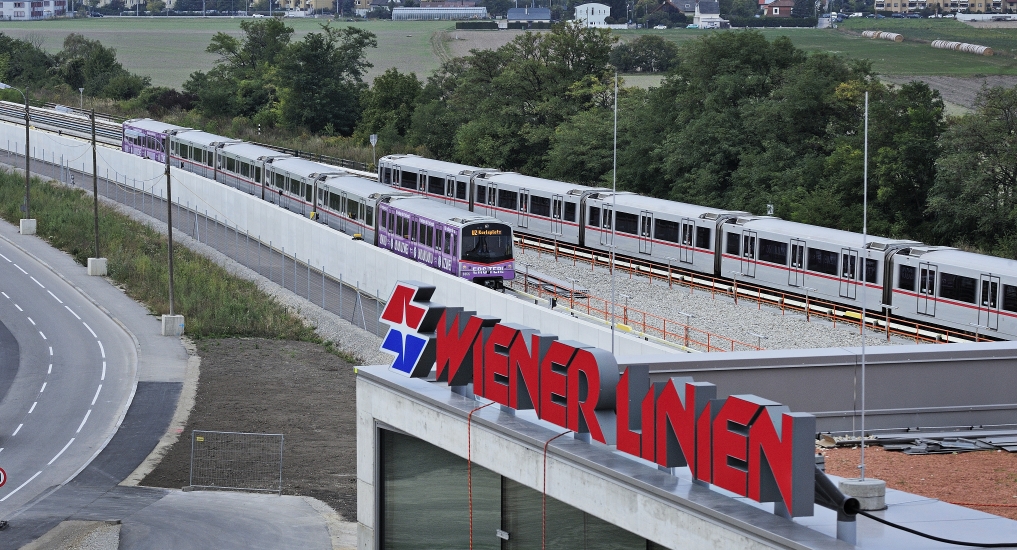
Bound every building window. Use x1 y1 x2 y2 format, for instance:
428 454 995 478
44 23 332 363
773 6 779 12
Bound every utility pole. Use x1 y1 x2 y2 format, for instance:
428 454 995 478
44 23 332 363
161 134 184 335
87 110 107 276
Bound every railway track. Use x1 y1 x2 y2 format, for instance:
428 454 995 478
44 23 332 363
0 100 123 146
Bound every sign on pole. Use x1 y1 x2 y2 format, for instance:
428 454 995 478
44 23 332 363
369 134 378 147
0 467 7 488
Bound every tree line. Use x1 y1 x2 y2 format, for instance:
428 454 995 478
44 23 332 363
0 21 1013 258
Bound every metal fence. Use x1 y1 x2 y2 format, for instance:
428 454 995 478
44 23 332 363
189 430 284 493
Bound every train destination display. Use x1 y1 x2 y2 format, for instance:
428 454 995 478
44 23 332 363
379 281 817 517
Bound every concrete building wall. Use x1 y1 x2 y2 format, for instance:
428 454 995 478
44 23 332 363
2 122 673 358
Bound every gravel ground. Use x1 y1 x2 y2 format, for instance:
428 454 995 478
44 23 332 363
514 248 916 351
825 446 1017 521
882 75 1017 110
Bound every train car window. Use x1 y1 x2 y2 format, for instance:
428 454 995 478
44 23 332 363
696 227 711 250
726 232 740 255
898 265 916 291
436 229 443 250
564 202 576 222
348 201 357 220
1003 285 1017 312
396 216 403 237
865 259 878 283
305 185 313 202
255 167 261 183
366 206 373 226
401 171 417 190
383 168 392 184
207 151 214 167
427 226 433 247
807 248 839 276
759 239 788 265
589 207 600 228
654 219 680 243
615 211 639 233
456 181 467 200
530 196 551 217
389 212 395 232
476 185 487 204
180 144 188 159
403 217 411 239
444 232 451 254
226 157 235 172
276 173 285 189
411 221 418 242
428 176 444 195
939 272 977 304
498 190 518 211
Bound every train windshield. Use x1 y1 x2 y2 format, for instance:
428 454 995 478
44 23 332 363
461 224 513 264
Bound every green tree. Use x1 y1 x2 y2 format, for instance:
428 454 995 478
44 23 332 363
928 85 1017 257
354 68 422 143
277 24 377 134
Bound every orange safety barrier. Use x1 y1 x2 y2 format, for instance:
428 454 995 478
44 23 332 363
514 235 980 347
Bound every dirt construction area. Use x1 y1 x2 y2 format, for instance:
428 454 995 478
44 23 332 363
882 74 1017 110
140 338 359 521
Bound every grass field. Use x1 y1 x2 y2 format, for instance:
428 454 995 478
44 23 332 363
1 18 1016 89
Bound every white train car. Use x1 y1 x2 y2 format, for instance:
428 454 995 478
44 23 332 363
377 154 487 210
263 156 347 217
317 176 414 243
890 247 1017 339
583 193 745 275
471 172 605 244
719 217 918 307
169 130 241 180
217 142 291 199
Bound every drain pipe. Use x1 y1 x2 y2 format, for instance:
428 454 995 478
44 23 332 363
814 466 860 545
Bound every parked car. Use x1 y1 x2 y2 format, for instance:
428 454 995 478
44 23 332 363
905 12 921 17
891 12 904 17
653 24 667 29
686 23 699 28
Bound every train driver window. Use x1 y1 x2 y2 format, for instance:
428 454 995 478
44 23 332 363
444 231 451 254
476 185 486 204
589 207 600 228
897 265 916 291
564 202 576 222
865 259 878 284
1003 285 1017 313
726 232 740 255
696 227 711 250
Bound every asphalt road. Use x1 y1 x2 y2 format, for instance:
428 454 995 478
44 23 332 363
0 234 136 517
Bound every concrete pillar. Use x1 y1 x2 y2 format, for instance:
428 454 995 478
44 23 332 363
19 218 36 235
161 314 185 337
87 257 108 276
839 478 886 511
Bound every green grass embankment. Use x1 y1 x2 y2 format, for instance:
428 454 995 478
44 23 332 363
0 169 317 341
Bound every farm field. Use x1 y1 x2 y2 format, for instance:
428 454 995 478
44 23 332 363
0 18 1016 89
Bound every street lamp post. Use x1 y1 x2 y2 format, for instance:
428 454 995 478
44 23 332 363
0 83 32 234
78 87 84 111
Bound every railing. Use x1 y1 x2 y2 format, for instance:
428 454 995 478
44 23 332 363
514 233 982 347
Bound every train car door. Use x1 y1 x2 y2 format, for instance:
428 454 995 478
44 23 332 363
551 195 564 237
393 165 402 188
839 248 858 300
918 262 937 316
445 177 455 205
740 230 757 277
639 211 653 254
979 274 1000 331
600 204 613 246
339 192 349 233
487 183 498 217
679 219 695 264
789 239 805 287
418 170 427 195
518 189 529 228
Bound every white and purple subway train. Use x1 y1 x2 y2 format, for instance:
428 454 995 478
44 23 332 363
377 154 1017 340
121 119 515 287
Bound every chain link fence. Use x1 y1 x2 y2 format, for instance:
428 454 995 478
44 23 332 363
189 430 284 493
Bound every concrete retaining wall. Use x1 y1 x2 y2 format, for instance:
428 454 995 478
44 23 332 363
4 123 672 357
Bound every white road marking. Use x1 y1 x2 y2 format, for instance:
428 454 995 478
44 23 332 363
28 402 36 414
75 411 91 434
48 438 75 465
47 290 62 303
49 346 52 356
1 470 42 502
13 264 26 274
38 331 46 340
30 276 43 288
27 317 34 325
47 364 52 374
83 322 96 338
14 304 22 312
101 362 105 381
98 341 105 358
64 305 81 320
91 385 101 406
39 382 46 393
1 291 8 298
12 423 22 436
0 253 9 261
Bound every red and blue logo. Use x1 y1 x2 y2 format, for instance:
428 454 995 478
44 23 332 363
380 282 444 377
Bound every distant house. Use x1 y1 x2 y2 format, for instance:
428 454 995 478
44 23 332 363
0 0 66 19
392 5 487 18
506 6 551 22
574 2 610 26
420 0 476 5
759 0 794 16
693 0 727 26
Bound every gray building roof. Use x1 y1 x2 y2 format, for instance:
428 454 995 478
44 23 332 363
506 6 551 20
697 0 720 14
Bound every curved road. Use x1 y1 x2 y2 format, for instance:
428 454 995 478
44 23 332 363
0 238 135 516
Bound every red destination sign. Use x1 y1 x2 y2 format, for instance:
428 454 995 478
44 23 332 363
380 282 816 517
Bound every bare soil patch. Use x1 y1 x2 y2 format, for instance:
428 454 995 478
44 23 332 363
443 29 533 58
825 446 1017 520
882 74 1017 109
140 338 358 521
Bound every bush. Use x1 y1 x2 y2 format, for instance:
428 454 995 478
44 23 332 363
455 20 498 29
